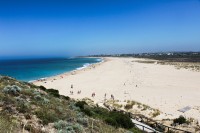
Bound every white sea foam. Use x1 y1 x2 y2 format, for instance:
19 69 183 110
96 58 102 62
76 63 91 70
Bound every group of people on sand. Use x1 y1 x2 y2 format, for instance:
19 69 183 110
104 93 114 99
70 90 81 95
70 84 81 95
70 91 73 95
70 84 115 100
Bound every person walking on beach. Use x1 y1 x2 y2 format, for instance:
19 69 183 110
71 84 73 89
77 90 81 94
111 94 114 100
92 92 95 97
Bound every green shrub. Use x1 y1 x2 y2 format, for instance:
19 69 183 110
21 88 33 96
35 108 58 125
2 85 22 96
39 86 46 91
72 123 83 132
34 94 42 100
173 116 187 124
124 103 133 110
54 121 83 133
61 95 70 100
33 91 41 96
92 107 108 116
105 118 118 127
54 120 68 130
46 89 60 98
42 97 50 104
75 101 87 110
75 101 93 116
82 108 93 116
107 111 134 129
17 102 30 113
152 110 160 117
77 117 88 126
69 102 80 111
76 101 134 129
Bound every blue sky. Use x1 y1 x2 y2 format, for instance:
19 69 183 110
0 0 200 58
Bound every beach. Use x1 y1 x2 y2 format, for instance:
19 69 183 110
33 57 200 121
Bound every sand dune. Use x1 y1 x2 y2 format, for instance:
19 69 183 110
34 57 200 121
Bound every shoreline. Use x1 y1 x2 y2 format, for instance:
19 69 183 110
33 57 200 122
31 57 105 83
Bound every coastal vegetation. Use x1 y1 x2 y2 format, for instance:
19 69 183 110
0 76 141 133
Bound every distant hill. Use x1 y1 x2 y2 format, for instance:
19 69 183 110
87 52 200 62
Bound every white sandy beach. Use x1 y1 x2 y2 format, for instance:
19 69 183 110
34 57 200 121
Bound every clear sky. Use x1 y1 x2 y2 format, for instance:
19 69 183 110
0 0 200 58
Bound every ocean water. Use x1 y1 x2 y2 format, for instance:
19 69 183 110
0 58 101 81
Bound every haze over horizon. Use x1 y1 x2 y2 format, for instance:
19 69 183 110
0 0 200 58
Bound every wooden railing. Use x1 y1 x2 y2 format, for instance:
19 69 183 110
128 112 192 133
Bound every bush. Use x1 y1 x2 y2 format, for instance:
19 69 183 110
72 124 83 132
54 120 68 129
105 118 118 127
2 85 22 96
75 101 93 116
54 121 83 133
106 111 134 129
61 95 70 100
34 95 42 100
82 108 93 116
75 101 87 110
77 117 88 126
17 102 30 113
46 89 60 98
42 97 50 104
92 107 108 116
124 104 133 110
173 116 187 125
35 108 58 125
76 101 134 129
152 110 160 117
39 86 46 91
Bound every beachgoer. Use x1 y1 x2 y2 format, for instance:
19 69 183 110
111 94 114 100
92 92 95 97
71 84 73 89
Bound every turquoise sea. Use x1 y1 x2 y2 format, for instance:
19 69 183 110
0 58 101 81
